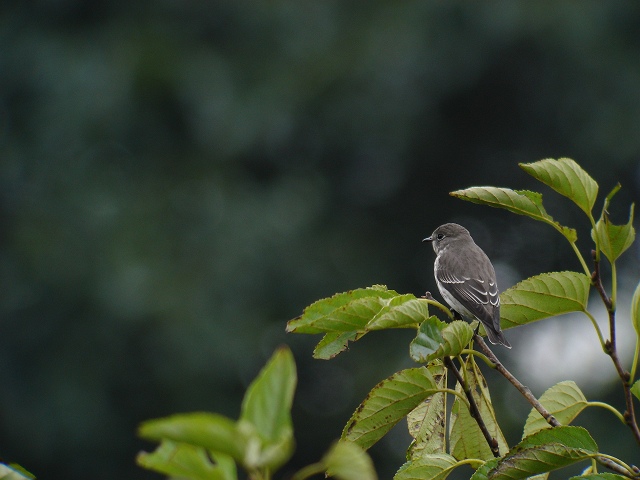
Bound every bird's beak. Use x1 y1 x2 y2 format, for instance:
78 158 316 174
422 235 433 243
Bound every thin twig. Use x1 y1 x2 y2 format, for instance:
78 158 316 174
443 356 500 458
595 455 640 478
422 291 454 319
474 335 559 427
592 252 640 446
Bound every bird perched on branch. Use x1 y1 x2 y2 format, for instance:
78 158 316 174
423 223 511 348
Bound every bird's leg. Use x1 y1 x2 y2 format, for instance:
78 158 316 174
422 291 435 300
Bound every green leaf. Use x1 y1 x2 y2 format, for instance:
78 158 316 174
449 358 508 461
288 288 427 334
469 457 499 480
592 203 635 263
500 272 591 329
519 424 597 449
407 364 448 458
138 413 247 463
286 286 399 334
289 286 430 359
631 380 640 402
0 464 35 480
394 454 459 480
313 331 363 360
366 297 430 330
523 381 588 437
324 441 378 480
138 348 297 473
508 425 598 450
487 426 598 479
137 440 237 480
342 367 439 450
240 346 296 443
632 280 640 339
450 187 577 242
409 317 474 363
239 346 296 470
519 158 598 216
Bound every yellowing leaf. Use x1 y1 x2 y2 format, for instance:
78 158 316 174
449 358 508 461
523 381 588 437
407 364 448 458
394 454 459 480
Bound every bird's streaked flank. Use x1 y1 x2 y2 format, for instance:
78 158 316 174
423 223 511 348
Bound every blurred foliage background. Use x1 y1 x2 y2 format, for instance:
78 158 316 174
1 1 640 479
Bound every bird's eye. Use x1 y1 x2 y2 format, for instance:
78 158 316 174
436 233 445 241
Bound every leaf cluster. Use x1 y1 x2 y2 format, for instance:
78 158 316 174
137 159 640 480
286 159 639 479
136 346 375 480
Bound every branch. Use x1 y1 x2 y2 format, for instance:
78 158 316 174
474 335 559 427
592 251 640 446
422 291 454 320
476 335 640 478
443 356 500 458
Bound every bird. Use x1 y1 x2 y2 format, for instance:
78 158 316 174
423 223 511 348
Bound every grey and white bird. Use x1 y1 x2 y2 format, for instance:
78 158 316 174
423 223 511 348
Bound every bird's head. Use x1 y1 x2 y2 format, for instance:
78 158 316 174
422 223 472 254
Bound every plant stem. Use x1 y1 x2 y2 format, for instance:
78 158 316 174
592 253 640 446
611 262 618 310
584 310 607 350
586 401 626 424
421 293 455 320
474 335 560 428
437 387 471 409
547 220 591 276
460 349 495 368
453 458 485 469
569 240 592 277
291 462 325 480
443 356 500 458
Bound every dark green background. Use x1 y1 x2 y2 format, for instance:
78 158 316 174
2 2 639 479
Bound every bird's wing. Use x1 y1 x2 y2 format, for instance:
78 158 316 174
436 269 500 324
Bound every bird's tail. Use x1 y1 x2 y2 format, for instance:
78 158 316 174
484 325 512 349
